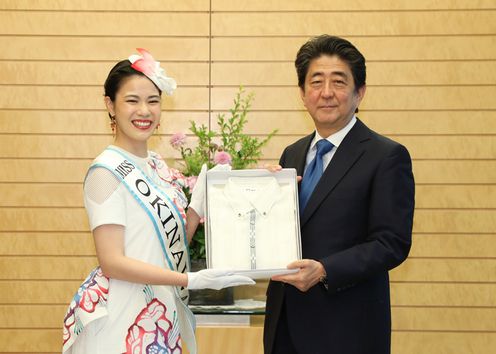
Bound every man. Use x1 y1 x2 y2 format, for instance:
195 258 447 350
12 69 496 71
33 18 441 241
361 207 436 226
264 35 415 354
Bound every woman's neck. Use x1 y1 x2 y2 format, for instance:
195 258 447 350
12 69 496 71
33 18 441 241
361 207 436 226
112 139 148 158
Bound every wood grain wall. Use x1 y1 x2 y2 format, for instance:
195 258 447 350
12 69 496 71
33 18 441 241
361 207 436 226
0 1 495 353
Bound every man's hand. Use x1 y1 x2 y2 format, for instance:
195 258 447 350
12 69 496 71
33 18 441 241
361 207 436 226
263 163 282 173
272 259 326 292
263 164 302 182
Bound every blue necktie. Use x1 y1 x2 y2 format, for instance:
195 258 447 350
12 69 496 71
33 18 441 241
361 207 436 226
299 139 334 211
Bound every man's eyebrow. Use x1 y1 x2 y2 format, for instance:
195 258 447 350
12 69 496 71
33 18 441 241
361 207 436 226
309 70 349 79
309 72 324 79
331 71 349 79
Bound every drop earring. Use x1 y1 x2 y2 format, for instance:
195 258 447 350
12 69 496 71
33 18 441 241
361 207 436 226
110 116 116 136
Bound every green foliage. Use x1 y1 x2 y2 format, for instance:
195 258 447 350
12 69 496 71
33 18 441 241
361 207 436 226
171 87 278 259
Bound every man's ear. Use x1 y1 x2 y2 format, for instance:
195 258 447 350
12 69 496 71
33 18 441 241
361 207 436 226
299 86 306 107
104 96 115 117
355 85 366 105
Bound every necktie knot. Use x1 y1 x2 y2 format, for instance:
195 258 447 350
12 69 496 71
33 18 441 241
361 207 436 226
299 139 334 211
316 139 334 157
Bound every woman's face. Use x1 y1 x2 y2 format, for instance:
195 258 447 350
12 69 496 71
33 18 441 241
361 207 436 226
105 75 161 156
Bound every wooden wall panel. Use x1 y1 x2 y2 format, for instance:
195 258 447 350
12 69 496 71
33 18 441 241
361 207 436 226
0 208 88 232
415 185 496 208
390 283 496 307
0 233 94 255
4 134 495 159
0 281 83 304
1 160 495 184
212 61 496 86
412 161 496 184
0 12 209 36
0 86 209 110
210 87 496 111
0 184 83 207
0 135 205 159
0 256 97 280
0 0 209 11
0 37 210 61
2 281 493 307
413 210 496 233
3 184 495 209
0 329 61 353
259 134 496 159
2 256 495 283
207 110 496 135
212 11 496 36
0 328 494 354
390 259 496 282
0 111 209 134
1 1 495 353
5 108 496 136
3 62 209 86
211 0 496 11
0 160 91 183
391 332 496 354
2 232 495 258
411 234 496 258
0 305 68 328
212 36 496 61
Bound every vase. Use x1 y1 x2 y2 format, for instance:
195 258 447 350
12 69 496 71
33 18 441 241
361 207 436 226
188 258 235 306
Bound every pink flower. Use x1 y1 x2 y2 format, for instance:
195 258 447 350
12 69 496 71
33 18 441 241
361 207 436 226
128 48 177 95
125 298 180 353
213 151 232 165
130 48 157 78
169 132 187 149
186 176 198 190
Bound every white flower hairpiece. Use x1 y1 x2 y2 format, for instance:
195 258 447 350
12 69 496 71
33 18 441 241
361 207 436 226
128 48 177 95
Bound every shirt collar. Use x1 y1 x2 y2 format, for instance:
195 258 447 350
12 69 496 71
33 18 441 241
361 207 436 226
309 115 357 151
223 176 282 216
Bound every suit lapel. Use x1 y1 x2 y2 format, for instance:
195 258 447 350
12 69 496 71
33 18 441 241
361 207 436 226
300 119 371 226
287 133 314 176
296 134 314 176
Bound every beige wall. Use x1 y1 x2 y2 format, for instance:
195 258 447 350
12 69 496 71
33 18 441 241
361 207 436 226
1 1 495 353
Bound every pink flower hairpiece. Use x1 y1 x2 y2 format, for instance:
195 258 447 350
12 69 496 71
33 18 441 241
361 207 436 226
128 48 177 95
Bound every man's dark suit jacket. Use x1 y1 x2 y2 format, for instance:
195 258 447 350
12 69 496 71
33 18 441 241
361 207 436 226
264 118 415 354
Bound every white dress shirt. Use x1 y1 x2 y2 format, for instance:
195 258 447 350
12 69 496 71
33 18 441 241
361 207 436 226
207 176 299 270
305 115 357 172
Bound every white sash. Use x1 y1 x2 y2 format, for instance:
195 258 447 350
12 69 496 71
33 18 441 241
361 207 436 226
91 146 197 353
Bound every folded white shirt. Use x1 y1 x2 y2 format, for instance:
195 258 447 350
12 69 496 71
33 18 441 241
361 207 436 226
207 176 299 270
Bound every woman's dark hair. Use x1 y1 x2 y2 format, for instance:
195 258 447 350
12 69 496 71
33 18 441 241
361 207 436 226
295 35 366 92
104 59 161 101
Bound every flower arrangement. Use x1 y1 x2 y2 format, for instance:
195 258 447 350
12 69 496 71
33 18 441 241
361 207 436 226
170 87 277 260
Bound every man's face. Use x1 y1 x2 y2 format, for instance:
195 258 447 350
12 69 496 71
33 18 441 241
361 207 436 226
300 55 366 137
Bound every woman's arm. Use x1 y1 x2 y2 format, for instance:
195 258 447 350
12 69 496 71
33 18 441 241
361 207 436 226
93 223 255 290
186 208 201 243
93 224 188 287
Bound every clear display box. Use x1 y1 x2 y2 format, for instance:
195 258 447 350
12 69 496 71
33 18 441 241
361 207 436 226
205 168 302 279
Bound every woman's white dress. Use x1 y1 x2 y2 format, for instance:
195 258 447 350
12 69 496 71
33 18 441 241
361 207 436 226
62 146 195 354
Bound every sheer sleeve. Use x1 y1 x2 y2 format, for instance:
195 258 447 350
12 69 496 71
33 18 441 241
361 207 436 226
83 167 127 231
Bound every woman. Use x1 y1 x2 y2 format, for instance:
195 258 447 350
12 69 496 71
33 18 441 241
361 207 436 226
62 49 254 354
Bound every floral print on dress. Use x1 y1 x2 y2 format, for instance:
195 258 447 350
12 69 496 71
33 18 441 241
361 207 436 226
126 298 181 354
148 151 189 219
63 267 109 349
